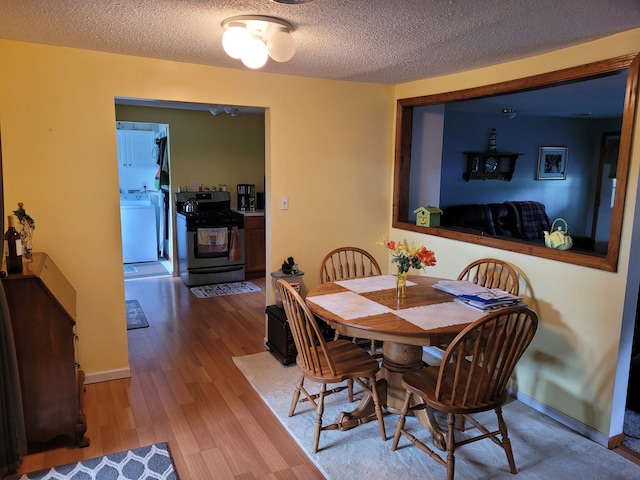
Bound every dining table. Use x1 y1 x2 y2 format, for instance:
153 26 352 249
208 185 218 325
305 274 489 449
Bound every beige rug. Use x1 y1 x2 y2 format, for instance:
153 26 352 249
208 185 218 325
233 351 640 480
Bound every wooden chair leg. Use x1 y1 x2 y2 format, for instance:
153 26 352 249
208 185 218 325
347 379 354 402
312 383 327 453
289 374 304 417
392 390 413 449
369 376 386 440
446 413 456 480
496 407 517 474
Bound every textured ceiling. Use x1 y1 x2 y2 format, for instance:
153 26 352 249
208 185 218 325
0 0 639 84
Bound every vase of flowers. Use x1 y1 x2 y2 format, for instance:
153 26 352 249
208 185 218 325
377 235 437 298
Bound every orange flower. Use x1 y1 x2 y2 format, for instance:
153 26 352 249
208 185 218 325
377 235 437 273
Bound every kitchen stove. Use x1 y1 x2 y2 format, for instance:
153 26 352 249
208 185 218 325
175 191 245 286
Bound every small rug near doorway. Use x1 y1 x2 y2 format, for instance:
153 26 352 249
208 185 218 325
126 300 149 330
124 262 170 280
190 281 261 298
8 442 178 479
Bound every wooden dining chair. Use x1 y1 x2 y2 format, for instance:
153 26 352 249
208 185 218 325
319 247 382 355
391 306 538 480
457 258 520 295
319 246 382 284
276 279 387 453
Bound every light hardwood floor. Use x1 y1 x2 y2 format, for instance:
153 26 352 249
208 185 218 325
11 274 640 478
14 275 325 479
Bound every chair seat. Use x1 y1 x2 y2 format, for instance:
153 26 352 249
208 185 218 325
402 367 508 415
299 339 380 384
392 307 538 478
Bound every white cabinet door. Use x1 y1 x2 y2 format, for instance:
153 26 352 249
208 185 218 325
117 130 157 167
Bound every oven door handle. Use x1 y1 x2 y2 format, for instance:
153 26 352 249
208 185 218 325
189 265 244 275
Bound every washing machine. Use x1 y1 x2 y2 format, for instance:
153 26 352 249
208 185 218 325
120 193 158 263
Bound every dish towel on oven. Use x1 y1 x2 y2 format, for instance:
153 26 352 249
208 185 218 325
229 226 241 261
197 227 228 254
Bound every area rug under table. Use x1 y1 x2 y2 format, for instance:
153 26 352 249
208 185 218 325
10 442 178 480
190 281 261 298
233 351 640 480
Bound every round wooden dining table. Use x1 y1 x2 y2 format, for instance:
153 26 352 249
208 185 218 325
305 275 478 449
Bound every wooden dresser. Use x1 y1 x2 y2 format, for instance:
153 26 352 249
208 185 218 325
1 252 88 449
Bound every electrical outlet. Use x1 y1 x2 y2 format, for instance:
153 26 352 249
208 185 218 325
191 181 197 191
280 196 289 210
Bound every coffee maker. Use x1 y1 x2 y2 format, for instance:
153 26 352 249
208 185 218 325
237 184 255 212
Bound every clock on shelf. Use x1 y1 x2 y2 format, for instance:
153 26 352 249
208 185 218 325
462 151 522 181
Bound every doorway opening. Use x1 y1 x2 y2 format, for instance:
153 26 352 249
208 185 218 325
116 120 172 276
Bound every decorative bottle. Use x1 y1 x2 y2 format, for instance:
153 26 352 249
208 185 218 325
13 202 34 262
4 216 23 274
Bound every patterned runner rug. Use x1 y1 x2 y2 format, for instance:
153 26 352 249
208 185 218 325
126 300 149 330
10 442 178 479
190 281 261 298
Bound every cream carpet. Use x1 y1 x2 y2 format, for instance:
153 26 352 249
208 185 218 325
233 351 640 480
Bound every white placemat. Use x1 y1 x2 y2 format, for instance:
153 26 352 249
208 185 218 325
306 291 393 320
334 275 417 293
395 301 487 330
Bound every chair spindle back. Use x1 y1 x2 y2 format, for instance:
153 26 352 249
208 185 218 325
457 258 520 295
320 247 382 284
276 279 337 377
436 307 537 407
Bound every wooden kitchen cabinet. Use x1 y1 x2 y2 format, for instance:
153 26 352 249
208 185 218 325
244 215 266 277
1 252 89 449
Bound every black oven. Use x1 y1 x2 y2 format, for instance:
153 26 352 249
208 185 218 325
175 191 245 286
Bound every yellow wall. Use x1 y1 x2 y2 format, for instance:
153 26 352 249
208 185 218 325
391 28 640 438
0 27 638 442
0 39 393 382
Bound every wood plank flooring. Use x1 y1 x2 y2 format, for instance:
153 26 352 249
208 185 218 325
13 275 324 479
11 274 640 478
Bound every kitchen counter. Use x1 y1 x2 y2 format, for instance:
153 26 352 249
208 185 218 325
234 209 265 217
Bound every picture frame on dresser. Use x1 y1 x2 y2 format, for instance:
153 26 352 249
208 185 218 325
537 146 568 180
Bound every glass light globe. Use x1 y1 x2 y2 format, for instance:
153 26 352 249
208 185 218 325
267 31 296 62
222 26 251 59
241 38 269 69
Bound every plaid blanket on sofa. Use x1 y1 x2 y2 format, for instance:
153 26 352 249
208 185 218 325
506 201 552 240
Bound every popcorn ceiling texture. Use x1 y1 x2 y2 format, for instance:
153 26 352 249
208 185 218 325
0 0 639 84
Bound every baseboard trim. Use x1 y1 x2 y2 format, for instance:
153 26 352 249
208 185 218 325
421 346 612 448
84 367 131 384
510 389 610 448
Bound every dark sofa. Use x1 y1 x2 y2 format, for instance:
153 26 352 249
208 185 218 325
440 201 595 251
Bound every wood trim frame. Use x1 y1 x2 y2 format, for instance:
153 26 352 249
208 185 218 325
392 53 640 272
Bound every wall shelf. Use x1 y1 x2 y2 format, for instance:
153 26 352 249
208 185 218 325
462 151 522 181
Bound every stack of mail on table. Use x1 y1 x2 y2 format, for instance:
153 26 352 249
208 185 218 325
433 280 526 311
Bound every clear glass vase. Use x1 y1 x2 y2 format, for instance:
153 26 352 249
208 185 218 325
396 271 407 299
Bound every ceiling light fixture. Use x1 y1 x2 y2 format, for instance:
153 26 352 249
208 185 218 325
209 105 224 116
209 105 241 117
222 15 296 69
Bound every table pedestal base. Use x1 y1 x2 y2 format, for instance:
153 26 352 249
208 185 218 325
333 341 446 450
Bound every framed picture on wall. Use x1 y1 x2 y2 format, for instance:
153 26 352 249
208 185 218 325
537 146 568 180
